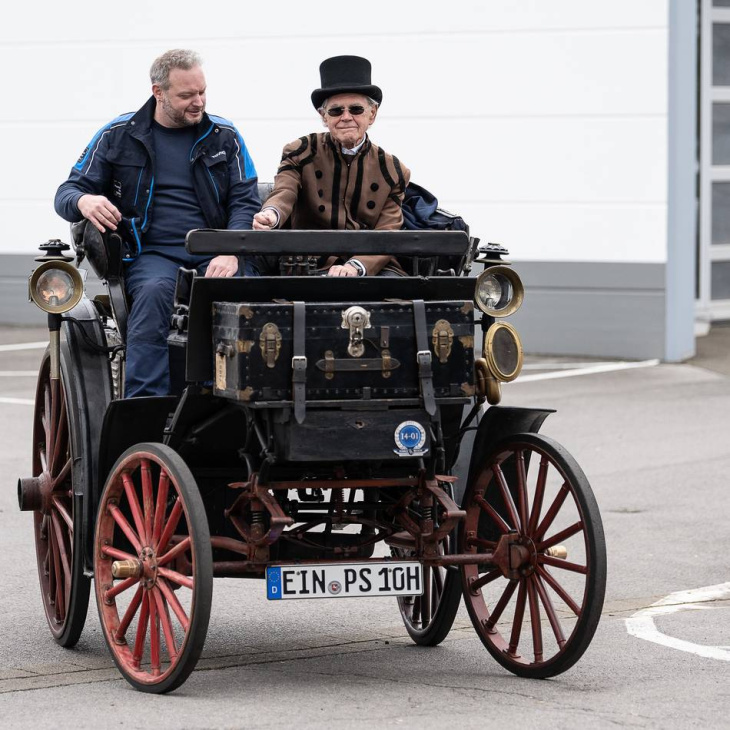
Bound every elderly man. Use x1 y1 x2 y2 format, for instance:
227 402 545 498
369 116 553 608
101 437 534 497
253 55 410 277
55 49 260 397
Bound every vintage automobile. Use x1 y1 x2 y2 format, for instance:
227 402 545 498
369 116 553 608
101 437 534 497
18 215 606 693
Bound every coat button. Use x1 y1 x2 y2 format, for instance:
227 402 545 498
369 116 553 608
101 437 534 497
370 183 379 191
318 205 325 212
315 170 323 179
318 189 324 197
366 201 376 209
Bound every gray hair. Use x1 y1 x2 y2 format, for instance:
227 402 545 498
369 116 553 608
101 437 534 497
150 49 203 90
318 96 379 114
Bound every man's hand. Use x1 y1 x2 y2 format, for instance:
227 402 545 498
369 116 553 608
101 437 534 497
253 209 278 230
204 255 239 278
77 194 122 233
327 263 360 277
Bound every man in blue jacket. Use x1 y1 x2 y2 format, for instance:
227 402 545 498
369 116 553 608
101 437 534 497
55 49 260 397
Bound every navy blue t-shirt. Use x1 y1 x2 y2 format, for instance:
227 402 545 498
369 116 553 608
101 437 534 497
145 121 209 266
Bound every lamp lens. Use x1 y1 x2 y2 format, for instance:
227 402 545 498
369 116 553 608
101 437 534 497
477 273 512 312
492 326 520 377
35 269 75 308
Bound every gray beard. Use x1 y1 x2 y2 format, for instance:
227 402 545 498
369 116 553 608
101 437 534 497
161 97 200 128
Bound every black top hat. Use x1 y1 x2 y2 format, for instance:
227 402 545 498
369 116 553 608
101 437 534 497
311 55 383 110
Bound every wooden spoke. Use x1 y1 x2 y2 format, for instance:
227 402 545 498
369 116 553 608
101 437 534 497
527 575 543 663
39 445 48 475
474 494 511 534
52 495 74 534
50 392 67 476
158 566 194 590
122 471 147 548
50 511 72 588
157 537 191 567
538 554 587 574
52 457 73 491
141 459 154 546
156 499 184 555
106 576 139 602
158 578 190 631
535 484 570 541
527 456 549 537
132 593 150 668
536 565 581 615
421 565 432 626
152 472 170 546
152 587 178 661
149 592 161 676
470 568 501 593
515 449 529 532
115 585 144 642
108 503 143 555
101 544 137 562
466 535 497 550
539 520 584 552
491 463 521 531
486 579 519 631
508 580 527 655
534 573 566 648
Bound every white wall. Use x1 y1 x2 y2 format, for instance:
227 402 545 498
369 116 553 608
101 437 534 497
1 0 669 264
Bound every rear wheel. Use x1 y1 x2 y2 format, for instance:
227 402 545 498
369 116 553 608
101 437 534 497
459 433 606 678
94 443 213 693
29 350 90 647
393 535 462 646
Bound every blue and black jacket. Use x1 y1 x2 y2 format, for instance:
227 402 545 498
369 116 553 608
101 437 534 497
54 96 260 258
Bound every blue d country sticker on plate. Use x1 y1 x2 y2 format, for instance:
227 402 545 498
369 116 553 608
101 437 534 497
267 566 282 600
393 420 428 457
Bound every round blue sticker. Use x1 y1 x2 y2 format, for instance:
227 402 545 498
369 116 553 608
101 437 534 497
394 421 427 456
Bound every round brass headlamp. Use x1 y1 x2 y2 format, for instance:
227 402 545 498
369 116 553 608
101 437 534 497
29 261 84 314
484 321 524 382
474 265 524 317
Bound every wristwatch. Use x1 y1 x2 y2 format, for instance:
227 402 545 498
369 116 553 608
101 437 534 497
346 258 367 277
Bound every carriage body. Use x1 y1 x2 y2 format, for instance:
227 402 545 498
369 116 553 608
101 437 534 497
19 228 607 693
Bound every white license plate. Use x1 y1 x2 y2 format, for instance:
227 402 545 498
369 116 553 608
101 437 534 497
266 561 423 600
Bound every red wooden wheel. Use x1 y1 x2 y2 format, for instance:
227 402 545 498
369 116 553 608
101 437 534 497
94 443 212 693
28 351 90 646
459 433 606 678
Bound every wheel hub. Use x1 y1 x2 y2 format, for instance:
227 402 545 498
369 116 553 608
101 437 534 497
17 471 53 513
491 533 537 581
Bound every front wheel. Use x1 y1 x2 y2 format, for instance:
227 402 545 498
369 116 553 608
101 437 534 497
94 443 213 693
459 433 606 678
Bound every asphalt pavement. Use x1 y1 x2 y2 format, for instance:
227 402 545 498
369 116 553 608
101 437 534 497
0 323 729 729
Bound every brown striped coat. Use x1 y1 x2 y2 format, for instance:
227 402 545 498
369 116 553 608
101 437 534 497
263 132 411 274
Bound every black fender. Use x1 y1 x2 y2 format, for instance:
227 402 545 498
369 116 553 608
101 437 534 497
60 296 114 574
97 396 180 495
451 405 554 504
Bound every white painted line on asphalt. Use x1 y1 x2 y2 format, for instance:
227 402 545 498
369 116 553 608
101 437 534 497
0 341 47 352
0 371 39 376
515 359 660 383
521 361 621 370
625 582 730 661
0 397 34 405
